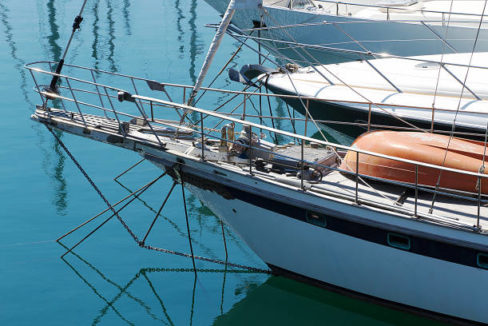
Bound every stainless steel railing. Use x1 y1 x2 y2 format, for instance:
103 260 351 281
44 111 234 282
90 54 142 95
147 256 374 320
313 0 487 21
26 61 488 231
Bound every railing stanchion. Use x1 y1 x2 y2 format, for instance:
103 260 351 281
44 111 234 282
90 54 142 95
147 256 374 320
477 175 482 229
305 100 310 135
431 106 435 133
200 112 205 161
103 86 121 128
367 103 372 131
415 164 419 217
249 125 253 175
355 152 359 203
90 70 108 118
131 77 148 117
336 2 339 15
133 101 165 148
302 105 309 191
151 101 154 122
29 70 47 108
183 87 186 103
387 7 390 20
243 94 247 120
65 78 87 127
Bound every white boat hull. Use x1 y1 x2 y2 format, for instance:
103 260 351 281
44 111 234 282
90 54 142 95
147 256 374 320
204 0 488 64
188 183 488 324
141 149 488 324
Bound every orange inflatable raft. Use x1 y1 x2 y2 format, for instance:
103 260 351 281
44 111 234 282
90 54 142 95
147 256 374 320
340 131 488 194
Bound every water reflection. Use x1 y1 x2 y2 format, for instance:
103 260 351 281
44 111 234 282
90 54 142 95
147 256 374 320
46 0 61 62
0 1 68 214
188 0 202 84
175 0 185 57
0 2 29 104
122 0 132 36
105 0 118 73
45 0 68 215
61 245 265 325
214 276 446 326
61 243 442 326
91 1 101 71
61 249 169 324
114 176 226 260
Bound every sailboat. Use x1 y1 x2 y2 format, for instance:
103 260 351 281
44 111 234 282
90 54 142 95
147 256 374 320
27 0 488 323
204 0 488 65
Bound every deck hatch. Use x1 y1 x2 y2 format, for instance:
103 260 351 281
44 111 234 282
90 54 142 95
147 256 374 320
387 233 411 250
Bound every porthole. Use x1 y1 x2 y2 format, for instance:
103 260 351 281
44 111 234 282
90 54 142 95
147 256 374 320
387 233 411 250
477 253 488 269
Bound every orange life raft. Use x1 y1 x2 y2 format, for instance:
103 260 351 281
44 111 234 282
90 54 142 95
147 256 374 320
340 131 488 194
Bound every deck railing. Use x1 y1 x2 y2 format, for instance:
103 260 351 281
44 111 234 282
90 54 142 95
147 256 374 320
26 61 488 231
309 0 486 21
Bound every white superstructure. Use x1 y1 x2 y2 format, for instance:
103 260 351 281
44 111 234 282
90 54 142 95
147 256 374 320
205 0 488 64
262 52 488 135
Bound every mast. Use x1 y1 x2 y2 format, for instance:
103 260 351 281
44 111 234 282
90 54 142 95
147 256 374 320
186 0 262 107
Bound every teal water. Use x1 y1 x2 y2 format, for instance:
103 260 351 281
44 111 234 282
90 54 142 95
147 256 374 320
0 1 446 325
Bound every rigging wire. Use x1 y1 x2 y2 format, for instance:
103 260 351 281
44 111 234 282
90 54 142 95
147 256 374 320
258 8 428 134
257 7 423 204
429 0 488 214
226 31 488 72
432 0 456 112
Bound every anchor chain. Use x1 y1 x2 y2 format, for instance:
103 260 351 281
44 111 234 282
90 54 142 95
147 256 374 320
140 244 268 273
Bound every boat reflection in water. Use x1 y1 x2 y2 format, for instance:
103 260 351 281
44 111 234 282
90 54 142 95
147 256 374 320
61 245 443 326
60 245 265 325
214 276 445 326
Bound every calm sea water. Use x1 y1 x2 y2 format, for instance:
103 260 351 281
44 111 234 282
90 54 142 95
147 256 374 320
0 1 446 325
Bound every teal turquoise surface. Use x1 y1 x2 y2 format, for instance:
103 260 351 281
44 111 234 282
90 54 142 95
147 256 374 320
0 1 445 325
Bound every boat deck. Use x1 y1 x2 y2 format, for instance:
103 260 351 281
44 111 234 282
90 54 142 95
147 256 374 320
314 171 488 231
33 107 488 234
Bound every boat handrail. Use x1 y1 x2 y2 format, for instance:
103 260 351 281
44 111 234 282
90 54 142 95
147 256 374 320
27 60 488 179
26 60 488 177
27 61 488 228
24 61 488 114
226 31 488 72
239 19 486 32
35 87 486 227
311 0 487 20
134 94 488 180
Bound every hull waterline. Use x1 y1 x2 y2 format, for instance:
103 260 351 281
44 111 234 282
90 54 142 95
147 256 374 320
142 151 488 325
